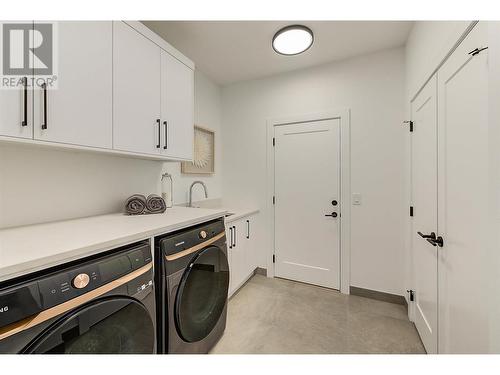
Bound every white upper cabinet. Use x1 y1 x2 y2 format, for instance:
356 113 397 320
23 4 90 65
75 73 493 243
0 21 33 139
0 21 194 161
33 21 113 148
113 21 161 155
160 50 194 160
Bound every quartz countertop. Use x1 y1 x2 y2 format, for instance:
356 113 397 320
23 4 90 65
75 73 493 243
188 198 259 223
0 206 227 283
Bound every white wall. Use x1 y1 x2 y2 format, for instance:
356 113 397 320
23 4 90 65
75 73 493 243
221 47 406 295
161 70 223 205
405 21 473 99
0 70 222 228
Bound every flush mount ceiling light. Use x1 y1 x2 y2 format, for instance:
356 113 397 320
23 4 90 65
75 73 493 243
272 25 314 56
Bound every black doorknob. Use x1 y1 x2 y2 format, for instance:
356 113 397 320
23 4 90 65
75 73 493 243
325 212 337 218
331 200 338 206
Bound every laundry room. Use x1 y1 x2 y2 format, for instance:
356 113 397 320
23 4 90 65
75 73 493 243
1 0 500 374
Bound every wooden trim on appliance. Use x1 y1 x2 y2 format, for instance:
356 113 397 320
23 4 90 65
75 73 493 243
165 232 225 261
0 262 153 342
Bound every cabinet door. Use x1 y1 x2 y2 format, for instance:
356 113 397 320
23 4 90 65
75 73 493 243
0 21 33 139
33 21 112 148
225 224 234 295
160 50 194 160
244 216 256 277
234 220 249 289
113 21 161 155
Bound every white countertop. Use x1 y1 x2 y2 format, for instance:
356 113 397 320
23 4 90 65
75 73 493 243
189 198 260 223
0 206 227 283
223 207 260 223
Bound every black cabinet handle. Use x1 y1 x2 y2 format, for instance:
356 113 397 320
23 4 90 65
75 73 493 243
232 225 236 247
246 220 250 239
325 212 337 218
156 119 161 148
417 231 436 240
41 83 47 129
163 121 168 149
22 77 27 126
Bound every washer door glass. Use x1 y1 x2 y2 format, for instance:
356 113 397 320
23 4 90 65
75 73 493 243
175 246 229 343
24 297 155 354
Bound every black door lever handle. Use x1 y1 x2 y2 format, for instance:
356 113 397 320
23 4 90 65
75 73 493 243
325 212 337 218
418 231 436 240
427 236 444 247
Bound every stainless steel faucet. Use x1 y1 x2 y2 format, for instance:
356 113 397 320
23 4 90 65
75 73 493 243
189 181 208 207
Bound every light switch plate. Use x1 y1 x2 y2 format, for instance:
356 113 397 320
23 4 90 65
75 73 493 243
352 193 362 205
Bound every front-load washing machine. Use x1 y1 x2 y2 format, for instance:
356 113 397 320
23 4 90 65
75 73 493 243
155 218 229 353
0 241 156 354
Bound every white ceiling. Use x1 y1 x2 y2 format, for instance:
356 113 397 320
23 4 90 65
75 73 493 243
142 21 413 86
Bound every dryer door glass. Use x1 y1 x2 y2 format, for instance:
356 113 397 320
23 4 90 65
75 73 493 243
24 297 155 353
175 246 229 342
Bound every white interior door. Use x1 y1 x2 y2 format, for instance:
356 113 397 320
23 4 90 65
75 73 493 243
0 21 33 139
411 75 438 354
113 21 161 155
33 21 112 148
437 22 490 353
274 119 340 289
160 51 194 160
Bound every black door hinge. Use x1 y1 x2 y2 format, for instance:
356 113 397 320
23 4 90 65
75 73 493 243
469 46 488 56
403 120 414 132
410 206 414 217
273 254 276 263
272 137 275 146
407 289 415 302
273 196 275 205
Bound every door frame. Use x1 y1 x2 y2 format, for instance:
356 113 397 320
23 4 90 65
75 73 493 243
266 109 351 294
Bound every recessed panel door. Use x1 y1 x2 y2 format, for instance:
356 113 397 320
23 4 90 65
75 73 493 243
274 119 340 289
437 22 490 353
411 75 438 354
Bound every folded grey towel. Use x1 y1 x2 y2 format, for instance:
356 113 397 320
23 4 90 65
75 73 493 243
146 194 166 214
125 194 147 215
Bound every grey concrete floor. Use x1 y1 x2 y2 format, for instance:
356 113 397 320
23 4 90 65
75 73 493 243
211 275 426 354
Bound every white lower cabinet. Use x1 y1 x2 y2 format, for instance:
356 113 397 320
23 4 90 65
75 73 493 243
226 214 257 297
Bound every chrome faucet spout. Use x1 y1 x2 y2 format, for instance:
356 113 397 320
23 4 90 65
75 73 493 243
189 181 208 207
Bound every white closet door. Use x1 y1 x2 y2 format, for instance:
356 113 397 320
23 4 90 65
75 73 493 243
113 21 161 155
411 75 438 354
437 22 490 353
0 21 33 139
160 50 194 160
33 21 112 148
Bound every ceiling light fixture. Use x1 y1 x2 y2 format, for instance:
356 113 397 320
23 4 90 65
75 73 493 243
272 25 314 56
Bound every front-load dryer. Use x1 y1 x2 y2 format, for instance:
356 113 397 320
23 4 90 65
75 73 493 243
155 218 229 353
0 241 156 354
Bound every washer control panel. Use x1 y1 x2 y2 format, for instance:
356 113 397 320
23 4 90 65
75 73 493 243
0 241 152 330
